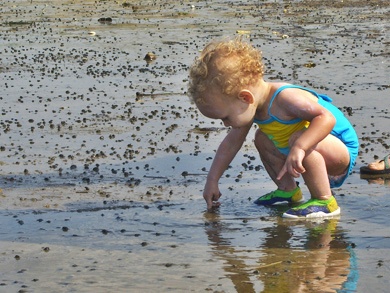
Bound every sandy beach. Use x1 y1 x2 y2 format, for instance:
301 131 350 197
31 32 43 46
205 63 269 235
0 0 389 292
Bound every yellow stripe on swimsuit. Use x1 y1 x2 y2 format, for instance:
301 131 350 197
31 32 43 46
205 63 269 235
256 119 310 154
253 84 359 189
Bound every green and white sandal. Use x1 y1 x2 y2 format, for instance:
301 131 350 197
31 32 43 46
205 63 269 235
254 186 303 205
283 196 340 218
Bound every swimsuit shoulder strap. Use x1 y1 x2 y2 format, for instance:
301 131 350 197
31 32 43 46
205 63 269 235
255 84 333 124
267 84 306 116
269 85 333 114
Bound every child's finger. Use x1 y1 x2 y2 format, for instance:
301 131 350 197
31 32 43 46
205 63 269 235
212 201 221 208
206 199 213 210
206 200 221 211
205 192 221 210
213 192 221 201
276 165 287 180
293 161 306 175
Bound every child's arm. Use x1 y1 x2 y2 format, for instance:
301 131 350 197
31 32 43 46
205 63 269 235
277 113 335 180
274 90 336 179
204 125 251 210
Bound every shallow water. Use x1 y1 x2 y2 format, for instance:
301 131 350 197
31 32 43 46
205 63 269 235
0 0 389 292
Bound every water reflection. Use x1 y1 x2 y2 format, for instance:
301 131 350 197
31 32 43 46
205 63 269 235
360 176 390 186
204 212 358 293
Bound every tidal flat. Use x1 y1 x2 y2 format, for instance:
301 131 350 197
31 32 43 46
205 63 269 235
0 0 389 292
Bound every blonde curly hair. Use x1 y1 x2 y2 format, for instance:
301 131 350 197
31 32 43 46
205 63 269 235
188 37 265 104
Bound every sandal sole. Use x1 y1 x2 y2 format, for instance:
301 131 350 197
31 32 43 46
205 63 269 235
282 207 341 219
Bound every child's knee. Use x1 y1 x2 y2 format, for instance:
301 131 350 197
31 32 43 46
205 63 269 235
255 130 278 155
254 130 268 149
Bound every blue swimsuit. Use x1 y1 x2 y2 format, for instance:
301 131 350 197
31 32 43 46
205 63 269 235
254 84 359 188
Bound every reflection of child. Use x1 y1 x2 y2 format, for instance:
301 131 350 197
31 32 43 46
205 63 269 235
188 38 359 218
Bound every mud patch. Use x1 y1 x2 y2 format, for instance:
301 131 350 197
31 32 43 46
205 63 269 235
0 0 389 292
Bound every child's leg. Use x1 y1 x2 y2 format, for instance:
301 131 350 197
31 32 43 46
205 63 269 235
282 132 350 218
254 130 297 191
290 132 350 200
300 148 332 200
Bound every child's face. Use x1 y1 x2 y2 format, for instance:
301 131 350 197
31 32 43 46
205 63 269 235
197 87 255 128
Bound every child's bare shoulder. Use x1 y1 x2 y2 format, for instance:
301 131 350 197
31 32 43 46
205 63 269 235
277 87 317 103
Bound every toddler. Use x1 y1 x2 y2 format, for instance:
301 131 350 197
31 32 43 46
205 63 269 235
188 38 358 218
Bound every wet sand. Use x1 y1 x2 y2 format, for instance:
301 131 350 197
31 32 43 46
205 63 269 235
0 0 389 292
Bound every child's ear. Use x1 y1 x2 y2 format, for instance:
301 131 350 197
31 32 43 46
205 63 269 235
238 90 254 104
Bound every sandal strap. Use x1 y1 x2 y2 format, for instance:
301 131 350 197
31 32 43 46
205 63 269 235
384 154 390 170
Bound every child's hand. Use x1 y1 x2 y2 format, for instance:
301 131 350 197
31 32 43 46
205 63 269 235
277 147 306 180
203 180 222 210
